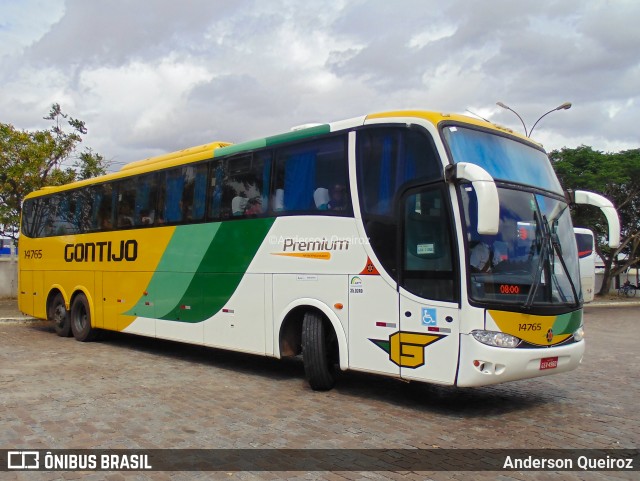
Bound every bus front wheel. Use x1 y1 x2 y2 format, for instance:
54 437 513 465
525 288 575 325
70 293 99 342
48 292 71 337
302 311 337 391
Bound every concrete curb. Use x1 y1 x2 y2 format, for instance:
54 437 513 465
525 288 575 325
0 317 40 324
586 301 640 308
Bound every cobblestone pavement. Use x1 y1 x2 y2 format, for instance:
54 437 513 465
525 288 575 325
0 305 638 480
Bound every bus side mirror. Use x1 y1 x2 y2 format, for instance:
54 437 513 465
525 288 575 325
569 190 621 248
446 163 499 235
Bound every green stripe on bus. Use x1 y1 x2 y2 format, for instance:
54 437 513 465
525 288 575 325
212 124 329 159
265 124 330 146
125 223 221 318
552 310 582 334
132 218 275 323
215 139 267 157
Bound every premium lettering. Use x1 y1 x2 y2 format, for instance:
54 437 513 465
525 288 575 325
64 240 138 262
282 237 350 252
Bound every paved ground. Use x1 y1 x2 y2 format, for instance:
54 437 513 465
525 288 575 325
0 302 638 480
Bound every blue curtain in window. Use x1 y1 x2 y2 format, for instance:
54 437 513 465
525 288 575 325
135 183 150 218
284 152 316 211
192 172 207 219
403 152 416 184
261 159 271 210
91 191 103 229
394 134 415 189
377 137 393 214
210 165 224 219
165 174 185 222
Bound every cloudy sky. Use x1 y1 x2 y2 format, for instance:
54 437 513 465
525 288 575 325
1 0 638 170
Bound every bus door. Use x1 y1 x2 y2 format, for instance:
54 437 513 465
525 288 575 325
398 186 460 385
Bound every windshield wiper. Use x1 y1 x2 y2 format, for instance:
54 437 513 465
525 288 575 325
549 229 581 307
524 214 580 309
524 216 550 309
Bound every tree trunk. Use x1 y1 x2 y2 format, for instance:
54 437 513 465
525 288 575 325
598 257 615 296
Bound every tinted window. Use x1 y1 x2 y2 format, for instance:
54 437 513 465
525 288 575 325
402 186 457 301
357 127 441 278
357 127 441 217
575 233 593 258
93 184 115 230
273 136 349 214
157 165 207 224
209 152 271 220
113 173 158 228
443 125 563 194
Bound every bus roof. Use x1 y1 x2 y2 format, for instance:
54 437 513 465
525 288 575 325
24 110 533 200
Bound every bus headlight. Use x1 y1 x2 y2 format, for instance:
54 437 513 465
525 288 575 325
573 326 585 342
471 330 521 348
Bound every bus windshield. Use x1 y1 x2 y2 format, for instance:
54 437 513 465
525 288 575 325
460 186 581 308
443 126 581 309
443 125 563 195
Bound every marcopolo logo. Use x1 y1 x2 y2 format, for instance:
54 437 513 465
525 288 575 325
64 240 138 263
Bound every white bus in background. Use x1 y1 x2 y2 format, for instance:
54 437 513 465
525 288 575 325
0 237 15 257
574 228 596 302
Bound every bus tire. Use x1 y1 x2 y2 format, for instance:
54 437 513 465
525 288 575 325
49 292 71 337
302 311 337 391
70 293 99 342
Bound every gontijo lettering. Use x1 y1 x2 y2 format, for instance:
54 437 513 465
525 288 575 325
64 240 138 262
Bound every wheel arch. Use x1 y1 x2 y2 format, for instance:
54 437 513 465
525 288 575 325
69 286 97 328
276 298 348 371
46 285 69 312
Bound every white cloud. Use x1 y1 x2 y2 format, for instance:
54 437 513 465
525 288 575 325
0 0 65 56
0 0 638 168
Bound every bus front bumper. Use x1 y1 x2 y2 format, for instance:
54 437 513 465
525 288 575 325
455 334 585 387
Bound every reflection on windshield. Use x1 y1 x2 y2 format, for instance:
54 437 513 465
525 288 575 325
443 125 563 194
462 186 581 308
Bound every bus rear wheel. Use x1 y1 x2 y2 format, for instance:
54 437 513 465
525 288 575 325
70 293 99 342
302 311 337 391
49 292 71 337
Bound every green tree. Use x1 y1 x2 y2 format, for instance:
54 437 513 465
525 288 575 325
550 146 640 295
0 104 107 240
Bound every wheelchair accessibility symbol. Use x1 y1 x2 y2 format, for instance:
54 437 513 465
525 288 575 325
421 308 437 326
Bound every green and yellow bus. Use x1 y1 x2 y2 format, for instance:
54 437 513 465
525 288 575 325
19 110 620 390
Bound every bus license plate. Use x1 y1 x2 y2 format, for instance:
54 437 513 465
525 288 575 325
540 357 558 370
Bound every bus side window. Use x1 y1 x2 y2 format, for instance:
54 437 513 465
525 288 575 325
93 184 114 231
76 188 94 233
21 199 36 237
158 168 185 224
116 179 136 228
43 196 60 236
357 127 441 278
134 173 158 226
211 153 268 220
209 160 224 221
182 164 207 222
274 135 348 214
358 128 441 216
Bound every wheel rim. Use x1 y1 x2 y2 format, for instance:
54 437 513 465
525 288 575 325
73 303 87 332
53 304 66 328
